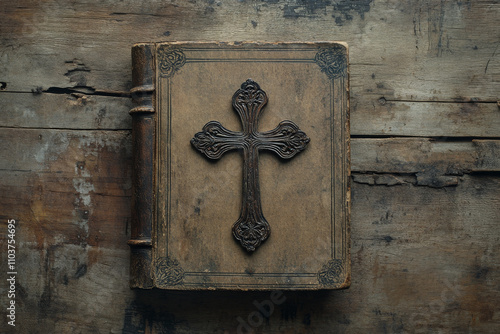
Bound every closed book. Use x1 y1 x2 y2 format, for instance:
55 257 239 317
129 42 350 290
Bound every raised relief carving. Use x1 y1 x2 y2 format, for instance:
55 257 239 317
155 257 184 286
315 46 347 79
317 259 345 285
157 46 186 78
191 79 310 252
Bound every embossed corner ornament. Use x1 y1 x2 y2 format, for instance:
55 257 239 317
317 259 345 286
315 46 347 80
155 257 184 286
191 79 310 252
157 45 186 78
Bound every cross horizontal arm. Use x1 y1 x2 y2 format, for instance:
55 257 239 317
191 121 244 159
257 120 310 159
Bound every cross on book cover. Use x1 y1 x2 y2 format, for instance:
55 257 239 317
128 42 350 290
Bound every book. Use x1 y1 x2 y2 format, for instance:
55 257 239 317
129 42 350 290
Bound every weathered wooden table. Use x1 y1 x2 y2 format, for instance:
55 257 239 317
1 1 499 332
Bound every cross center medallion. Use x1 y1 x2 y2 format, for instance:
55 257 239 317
191 79 310 252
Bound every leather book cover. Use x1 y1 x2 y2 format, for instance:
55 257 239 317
129 42 350 290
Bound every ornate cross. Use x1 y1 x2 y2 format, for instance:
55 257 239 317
191 79 310 252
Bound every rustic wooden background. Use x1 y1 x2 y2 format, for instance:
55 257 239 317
1 0 499 333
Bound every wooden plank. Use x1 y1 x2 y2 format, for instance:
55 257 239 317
2 92 499 138
352 137 500 173
1 0 498 102
0 128 132 250
351 99 500 138
351 138 500 187
1 92 132 130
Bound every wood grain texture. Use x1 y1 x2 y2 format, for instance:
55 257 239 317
3 93 499 138
1 135 499 332
0 0 499 332
1 0 499 138
1 92 132 130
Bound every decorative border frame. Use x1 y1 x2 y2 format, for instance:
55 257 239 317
151 43 349 289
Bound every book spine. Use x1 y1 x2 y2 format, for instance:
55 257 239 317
128 43 155 289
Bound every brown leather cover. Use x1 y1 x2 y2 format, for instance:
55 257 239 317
129 42 350 290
